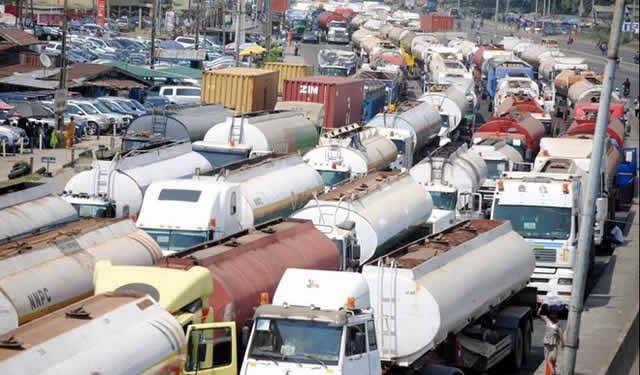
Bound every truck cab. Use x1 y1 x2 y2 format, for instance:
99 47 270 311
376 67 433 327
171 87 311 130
327 21 349 44
241 270 381 374
373 127 414 170
93 261 238 375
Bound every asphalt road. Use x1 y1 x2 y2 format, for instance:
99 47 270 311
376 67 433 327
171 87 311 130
297 30 637 375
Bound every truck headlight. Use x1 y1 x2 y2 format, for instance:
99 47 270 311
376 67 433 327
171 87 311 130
558 278 573 286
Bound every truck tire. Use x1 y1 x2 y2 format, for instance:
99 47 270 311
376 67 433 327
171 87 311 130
508 326 524 370
522 319 532 364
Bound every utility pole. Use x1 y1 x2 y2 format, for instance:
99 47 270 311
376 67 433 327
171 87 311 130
505 0 510 18
150 0 157 69
579 0 585 16
56 0 68 131
494 0 499 23
265 0 272 61
234 0 244 66
562 0 625 373
194 0 201 50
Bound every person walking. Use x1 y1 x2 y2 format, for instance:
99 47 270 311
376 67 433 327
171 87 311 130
65 116 76 149
634 97 639 118
539 305 564 375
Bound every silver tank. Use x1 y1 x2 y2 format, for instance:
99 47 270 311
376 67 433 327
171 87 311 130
366 102 441 151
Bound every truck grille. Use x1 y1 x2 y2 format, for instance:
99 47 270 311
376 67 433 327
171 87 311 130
534 248 557 263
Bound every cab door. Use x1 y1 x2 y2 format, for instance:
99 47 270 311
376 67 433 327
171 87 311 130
184 322 237 375
342 323 371 374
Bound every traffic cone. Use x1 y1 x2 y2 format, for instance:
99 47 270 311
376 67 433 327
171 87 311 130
544 361 552 375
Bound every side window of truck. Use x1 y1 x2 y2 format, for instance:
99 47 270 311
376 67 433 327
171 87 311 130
366 320 377 351
230 192 237 215
186 326 233 371
346 324 367 356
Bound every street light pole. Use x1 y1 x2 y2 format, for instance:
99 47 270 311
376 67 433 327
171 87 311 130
562 0 626 373
150 0 157 69
494 0 500 23
56 0 68 132
265 0 272 61
234 0 243 66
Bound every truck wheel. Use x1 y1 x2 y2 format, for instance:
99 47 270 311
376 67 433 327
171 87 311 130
508 327 524 370
522 320 532 364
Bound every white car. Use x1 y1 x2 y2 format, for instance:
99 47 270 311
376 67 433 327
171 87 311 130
158 86 201 105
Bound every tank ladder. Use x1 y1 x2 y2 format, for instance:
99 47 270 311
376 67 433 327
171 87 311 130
229 116 245 145
151 107 168 136
94 161 114 196
376 258 399 359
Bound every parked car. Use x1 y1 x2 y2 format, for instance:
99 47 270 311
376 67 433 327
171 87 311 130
65 102 112 134
302 30 320 44
143 96 170 109
156 86 201 105
34 25 62 41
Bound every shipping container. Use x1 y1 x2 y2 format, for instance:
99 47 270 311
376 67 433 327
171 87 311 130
283 76 364 128
201 68 278 114
262 62 313 94
420 14 454 32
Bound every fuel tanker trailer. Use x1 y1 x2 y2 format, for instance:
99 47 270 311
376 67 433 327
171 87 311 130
193 111 318 167
366 101 441 169
241 219 537 374
567 79 602 106
553 70 603 98
291 171 433 266
418 85 469 144
474 112 546 161
62 139 212 218
303 124 398 187
0 218 162 334
136 154 324 254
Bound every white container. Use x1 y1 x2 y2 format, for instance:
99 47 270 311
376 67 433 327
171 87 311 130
63 141 212 218
418 86 468 135
0 219 162 334
292 172 433 264
362 220 535 364
0 294 185 375
366 101 441 153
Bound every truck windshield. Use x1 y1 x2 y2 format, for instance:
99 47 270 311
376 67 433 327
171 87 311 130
320 67 349 77
428 191 457 210
485 160 508 179
319 170 350 187
145 229 208 253
331 22 348 29
249 318 341 366
74 203 114 218
121 138 150 151
493 202 571 240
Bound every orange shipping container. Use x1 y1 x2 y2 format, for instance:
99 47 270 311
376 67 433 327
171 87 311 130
262 62 313 94
420 14 454 32
201 68 278 114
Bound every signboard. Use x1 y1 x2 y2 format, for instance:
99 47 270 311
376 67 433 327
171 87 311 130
41 156 56 163
622 22 639 34
54 89 67 114
97 0 106 26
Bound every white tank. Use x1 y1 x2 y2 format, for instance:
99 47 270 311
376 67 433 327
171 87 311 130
136 154 325 246
410 143 487 193
411 37 442 62
520 46 564 67
0 219 162 334
568 79 601 104
366 102 441 153
292 172 433 265
352 28 376 50
448 39 476 58
499 37 532 51
363 19 383 31
62 140 212 218
418 86 468 134
198 111 318 154
361 36 385 56
0 293 185 375
362 220 535 363
304 125 398 185
274 101 325 129
0 196 77 244
538 57 588 82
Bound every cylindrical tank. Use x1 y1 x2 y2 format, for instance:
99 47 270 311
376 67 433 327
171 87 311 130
0 219 162 334
200 111 319 154
0 293 185 375
538 57 587 82
519 45 552 67
567 117 625 147
274 101 326 128
363 19 383 31
126 105 231 142
553 70 603 97
0 196 77 244
361 36 384 56
378 23 394 39
351 14 369 28
318 12 348 29
366 101 441 152
568 79 601 104
388 26 408 45
476 113 545 151
352 28 376 50
448 39 476 58
292 172 433 264
362 219 535 362
410 143 487 193
63 142 212 217
400 31 416 53
418 86 467 133
304 128 398 181
162 218 340 337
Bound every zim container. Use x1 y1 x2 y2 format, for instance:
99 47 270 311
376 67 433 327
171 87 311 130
201 68 278 114
283 75 364 129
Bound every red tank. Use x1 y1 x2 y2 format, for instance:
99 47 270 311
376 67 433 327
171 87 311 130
475 113 545 160
160 218 339 332
566 116 625 147
317 12 348 30
573 99 626 120
496 96 544 115
334 7 356 20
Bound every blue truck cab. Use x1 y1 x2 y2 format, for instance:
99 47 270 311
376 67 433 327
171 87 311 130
486 57 534 99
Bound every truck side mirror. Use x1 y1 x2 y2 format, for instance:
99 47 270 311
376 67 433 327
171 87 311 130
352 244 361 263
197 341 207 363
595 197 607 222
242 324 251 349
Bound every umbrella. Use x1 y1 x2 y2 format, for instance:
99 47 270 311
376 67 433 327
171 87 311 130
240 45 266 56
0 100 12 111
7 102 53 118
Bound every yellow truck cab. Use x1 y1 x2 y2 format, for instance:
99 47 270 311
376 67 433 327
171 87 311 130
94 260 237 375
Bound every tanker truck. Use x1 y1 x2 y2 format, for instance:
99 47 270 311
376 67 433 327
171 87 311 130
494 79 553 130
241 219 537 374
418 85 469 145
193 111 318 167
0 218 162 334
366 101 442 169
62 139 212 218
291 171 433 267
473 112 546 162
0 181 77 244
317 49 359 77
303 124 397 188
470 138 524 210
317 12 350 43
122 104 231 151
409 142 487 235
93 218 342 371
135 154 324 254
